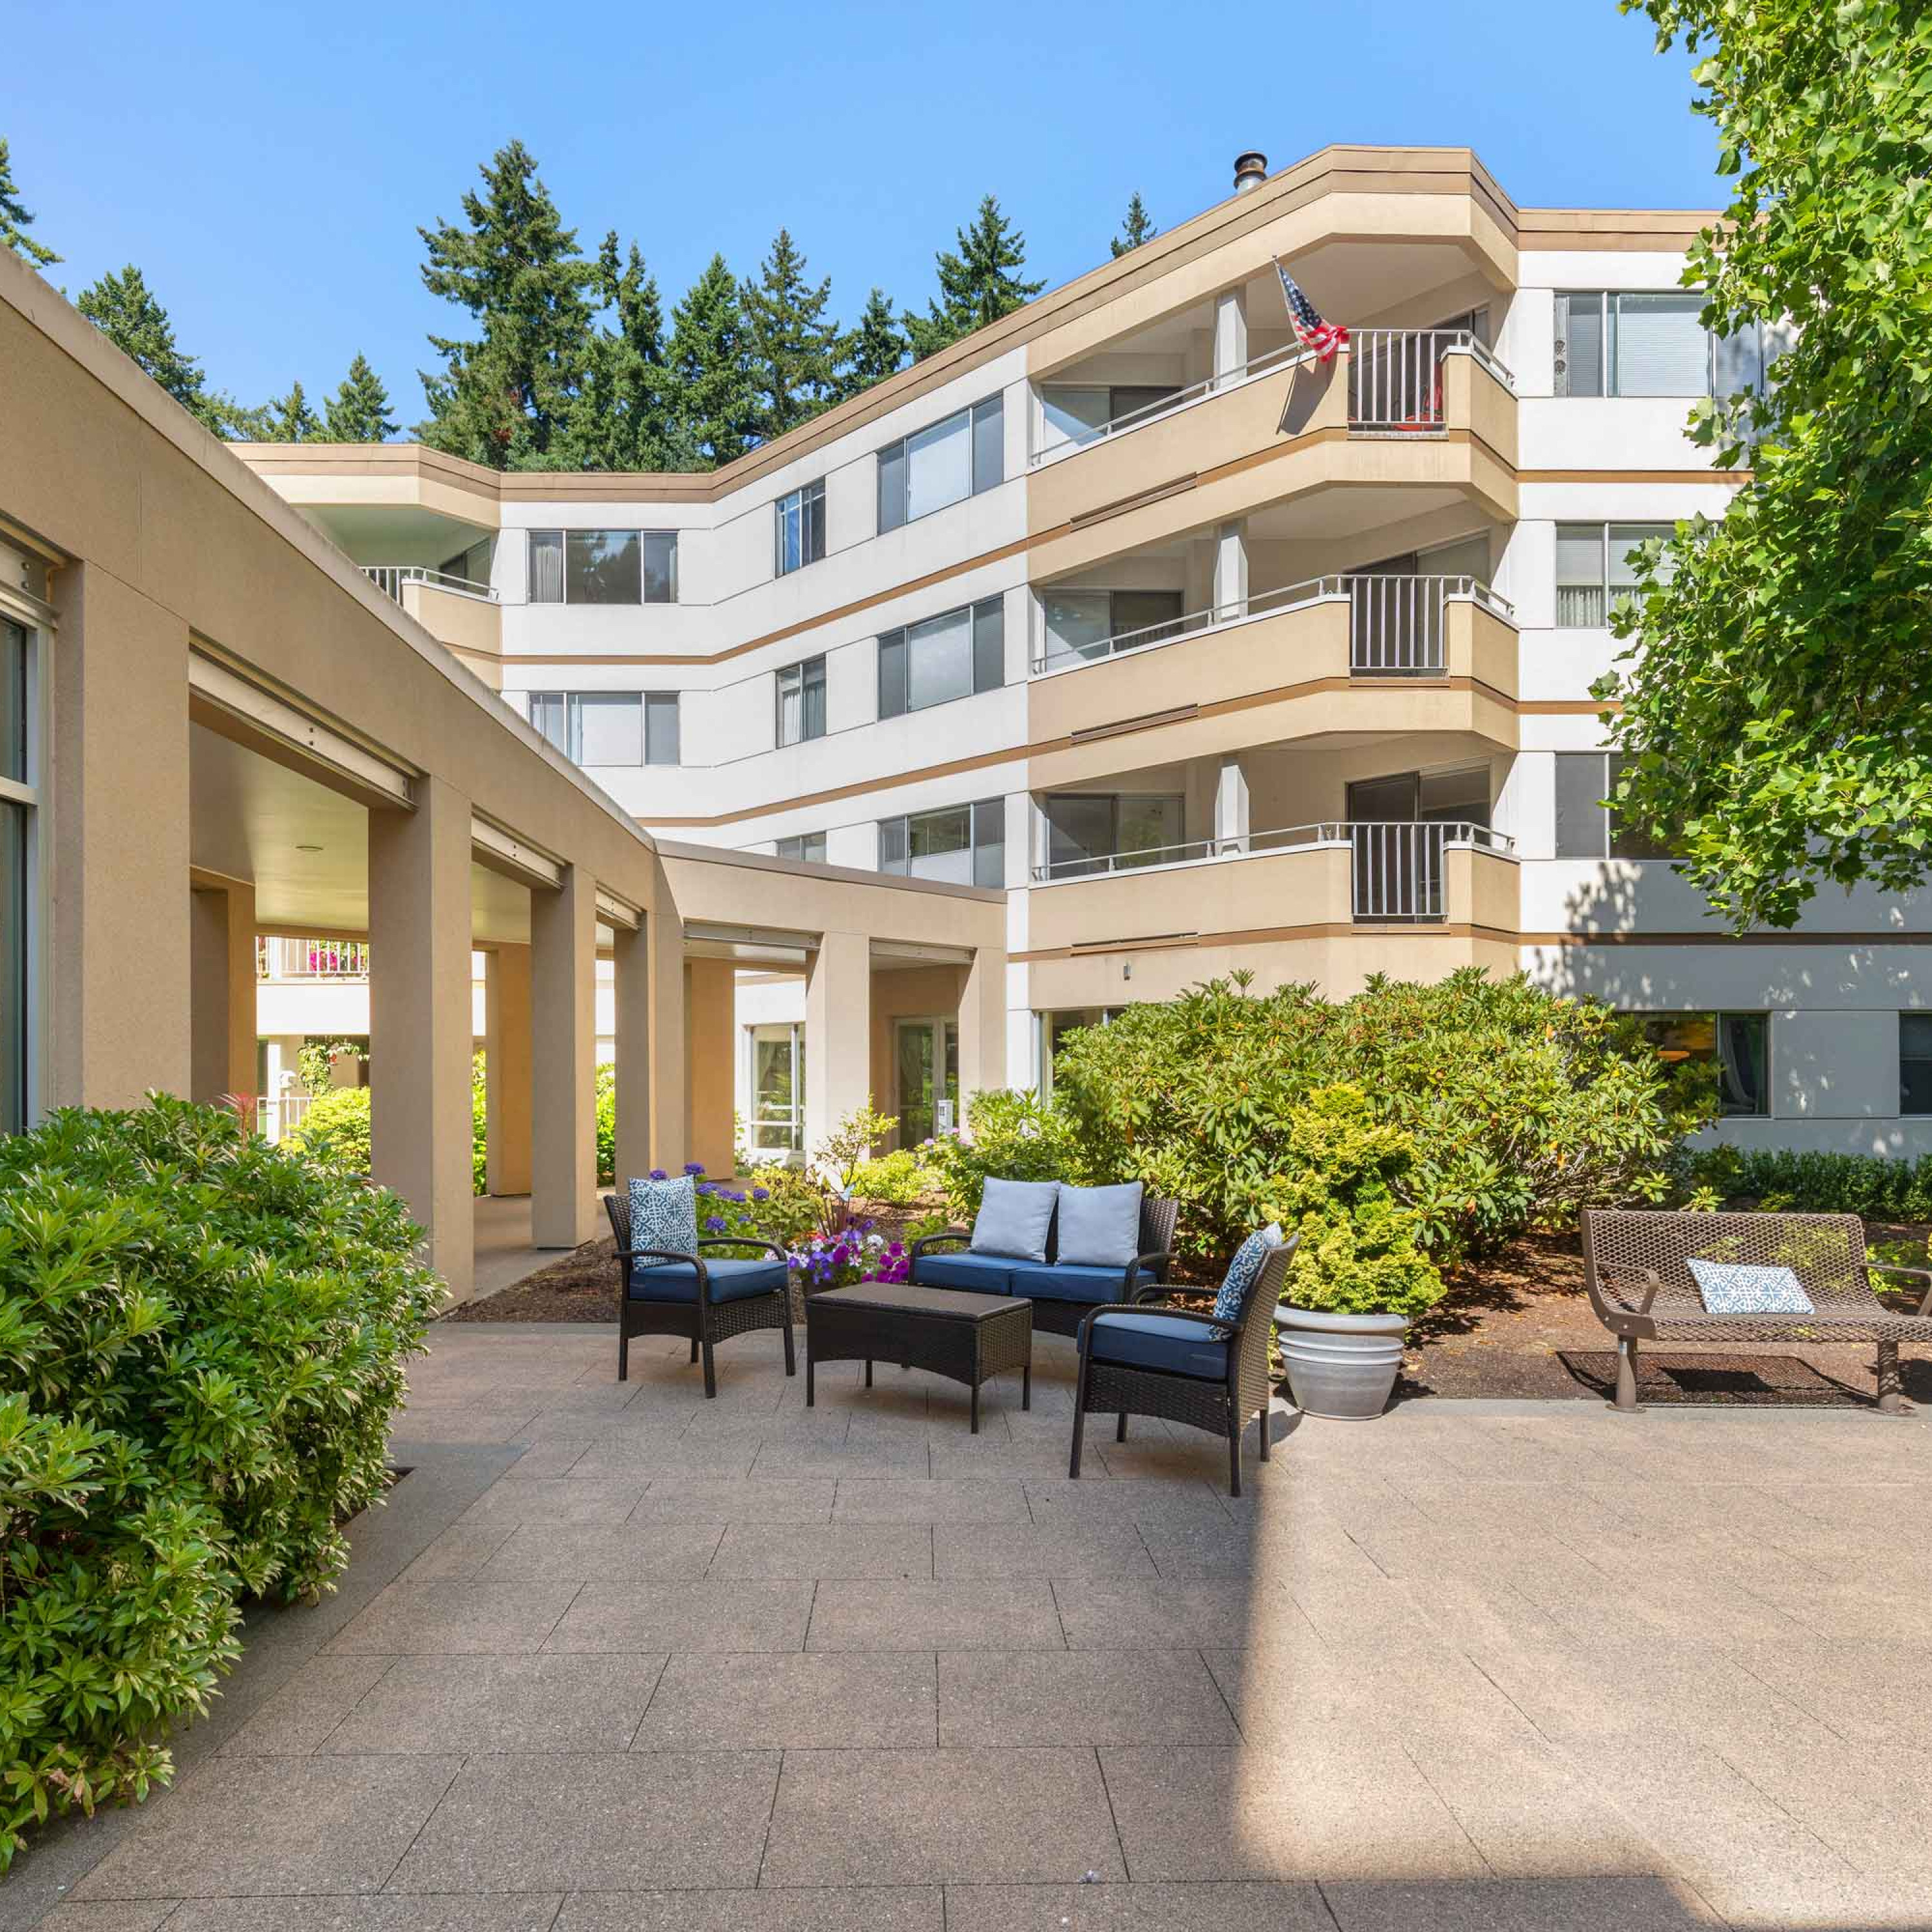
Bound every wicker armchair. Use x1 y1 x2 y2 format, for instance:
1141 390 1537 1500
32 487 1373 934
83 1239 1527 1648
1071 1235 1299 1497
1581 1209 1932 1414
910 1193 1179 1337
606 1192 795 1396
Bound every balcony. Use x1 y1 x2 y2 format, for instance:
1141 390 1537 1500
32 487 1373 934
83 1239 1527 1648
257 936 370 980
361 566 504 682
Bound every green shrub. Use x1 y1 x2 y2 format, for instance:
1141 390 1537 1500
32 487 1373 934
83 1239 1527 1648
1261 1085 1444 1320
737 1165 824 1247
471 1052 487 1195
596 1063 616 1186
924 1087 1084 1222
1052 969 1703 1268
292 1058 491 1197
0 1097 441 1865
1683 1144 1932 1220
848 1146 943 1208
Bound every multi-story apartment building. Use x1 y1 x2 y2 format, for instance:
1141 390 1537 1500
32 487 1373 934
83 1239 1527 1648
239 144 1932 1162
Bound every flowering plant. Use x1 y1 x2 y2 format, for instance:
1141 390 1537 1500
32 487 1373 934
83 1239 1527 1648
786 1218 911 1292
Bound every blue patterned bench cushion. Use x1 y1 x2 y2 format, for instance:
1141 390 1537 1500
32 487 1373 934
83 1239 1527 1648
1088 1311 1229 1380
1006 1259 1158 1303
627 1256 786 1304
912 1251 1014 1294
1686 1258 1815 1315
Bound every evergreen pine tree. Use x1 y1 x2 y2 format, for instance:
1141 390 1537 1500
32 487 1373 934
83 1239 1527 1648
834 287 907 402
904 195 1044 361
75 264 233 431
0 138 58 267
741 229 840 440
416 140 596 468
1110 193 1157 258
323 354 399 442
669 253 758 468
265 380 322 440
563 234 691 471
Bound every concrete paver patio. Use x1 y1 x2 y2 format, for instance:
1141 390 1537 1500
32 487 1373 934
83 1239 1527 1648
15 1317 1932 1931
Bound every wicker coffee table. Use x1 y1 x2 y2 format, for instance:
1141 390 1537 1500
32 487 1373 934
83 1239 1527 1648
804 1283 1032 1432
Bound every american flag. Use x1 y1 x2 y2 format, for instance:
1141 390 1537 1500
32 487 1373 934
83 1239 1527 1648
1276 263 1349 363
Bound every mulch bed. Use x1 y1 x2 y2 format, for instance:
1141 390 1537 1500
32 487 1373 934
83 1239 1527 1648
444 1235 626 1322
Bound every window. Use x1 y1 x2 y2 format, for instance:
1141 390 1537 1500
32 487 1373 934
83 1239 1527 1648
1633 1012 1770 1117
528 691 679 766
878 597 1003 717
1040 587 1188 666
528 529 677 604
748 1022 804 1153
1038 1007 1123 1098
1553 752 1674 860
439 536 493 588
1555 523 1674 627
1555 292 1768 400
1039 383 1183 444
774 479 826 576
880 797 1005 888
775 656 827 748
1903 1016 1932 1116
877 395 1003 532
775 831 828 864
0 618 35 1135
1043 793 1186 876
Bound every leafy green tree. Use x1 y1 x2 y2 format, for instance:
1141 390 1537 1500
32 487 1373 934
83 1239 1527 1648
835 287 907 401
1110 191 1156 258
562 234 690 471
904 194 1044 361
264 379 321 441
741 228 840 439
0 137 58 267
322 354 399 442
74 265 254 435
416 139 595 468
669 252 759 466
1602 0 1932 929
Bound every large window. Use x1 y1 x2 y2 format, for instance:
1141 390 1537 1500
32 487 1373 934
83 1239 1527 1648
1555 292 1769 400
1040 587 1188 666
1043 793 1186 876
528 529 677 604
1038 1007 1124 1099
1553 752 1674 860
748 1022 804 1155
877 395 1003 532
1039 383 1182 445
775 831 828 864
775 656 827 747
1633 1012 1770 1117
0 619 34 1136
775 480 826 576
878 598 1003 717
1903 1016 1932 1116
1555 523 1674 627
528 690 679 766
880 797 1005 888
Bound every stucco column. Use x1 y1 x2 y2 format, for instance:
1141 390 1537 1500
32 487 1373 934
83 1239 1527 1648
685 956 738 1179
368 776 475 1302
484 942 533 1196
1213 286 1248 383
1213 520 1249 621
51 566 192 1106
531 866 598 1247
1214 758 1251 857
649 873 688 1174
956 946 1006 1124
805 929 871 1164
611 918 652 1187
189 879 256 1105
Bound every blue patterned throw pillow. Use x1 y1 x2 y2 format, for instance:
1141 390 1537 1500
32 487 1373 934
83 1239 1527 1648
627 1173 697 1269
1686 1258 1814 1315
1212 1223 1284 1325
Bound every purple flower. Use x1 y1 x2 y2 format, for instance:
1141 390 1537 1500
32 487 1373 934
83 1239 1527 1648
703 1214 726 1234
752 1187 769 1202
684 1162 706 1176
649 1168 667 1181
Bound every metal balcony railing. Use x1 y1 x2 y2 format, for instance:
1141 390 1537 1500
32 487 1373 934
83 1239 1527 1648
1032 574 1515 676
1347 328 1513 431
256 1090 316 1143
1032 819 1515 926
361 565 498 603
256 936 370 980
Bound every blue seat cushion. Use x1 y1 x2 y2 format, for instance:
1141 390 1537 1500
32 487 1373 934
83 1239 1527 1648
1088 1311 1229 1380
628 1256 786 1304
912 1251 1013 1294
1006 1259 1158 1304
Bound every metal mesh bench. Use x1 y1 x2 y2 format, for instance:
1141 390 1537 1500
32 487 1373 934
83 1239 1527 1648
1580 1209 1932 1414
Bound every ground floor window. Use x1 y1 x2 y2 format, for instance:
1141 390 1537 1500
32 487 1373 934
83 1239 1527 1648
894 1016 958 1145
1902 1015 1932 1116
0 615 39 1135
747 1022 804 1155
1631 1011 1770 1117
1037 1007 1121 1099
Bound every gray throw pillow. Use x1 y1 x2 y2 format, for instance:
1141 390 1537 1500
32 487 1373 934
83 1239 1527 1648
969 1177 1059 1264
1054 1180 1144 1268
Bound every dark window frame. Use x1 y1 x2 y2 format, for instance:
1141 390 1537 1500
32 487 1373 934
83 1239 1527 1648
775 654 828 748
876 393 1004 533
527 527 678 605
878 795 1005 889
877 596 1004 719
774 478 827 577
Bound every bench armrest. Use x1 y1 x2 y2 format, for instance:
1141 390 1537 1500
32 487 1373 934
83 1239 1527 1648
1597 1264 1662 1315
1864 1259 1932 1317
911 1228 970 1260
1126 1248 1173 1296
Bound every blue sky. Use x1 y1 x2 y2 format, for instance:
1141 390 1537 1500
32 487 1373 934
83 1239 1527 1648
10 0 1716 420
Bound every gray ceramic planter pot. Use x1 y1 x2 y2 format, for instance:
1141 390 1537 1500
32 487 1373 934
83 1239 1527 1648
1274 1306 1407 1420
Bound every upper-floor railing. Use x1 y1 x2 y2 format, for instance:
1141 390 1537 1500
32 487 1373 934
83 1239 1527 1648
1030 327 1515 466
361 565 498 603
257 936 370 980
1032 818 1515 924
1032 573 1515 676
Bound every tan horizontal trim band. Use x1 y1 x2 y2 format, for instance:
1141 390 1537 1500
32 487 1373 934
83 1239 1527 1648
1522 931 1932 948
1519 469 1752 485
1016 918 1518 963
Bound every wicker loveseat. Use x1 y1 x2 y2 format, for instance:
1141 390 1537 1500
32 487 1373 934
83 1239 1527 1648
907 1193 1179 1337
1580 1209 1932 1414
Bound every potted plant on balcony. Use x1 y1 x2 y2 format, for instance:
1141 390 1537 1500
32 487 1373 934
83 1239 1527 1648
1264 1084 1445 1420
